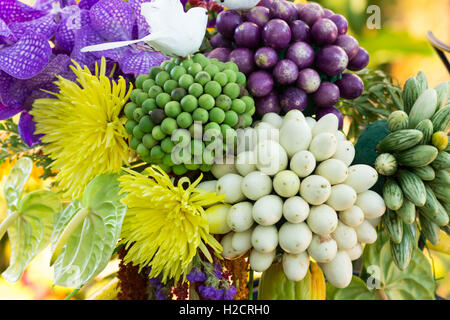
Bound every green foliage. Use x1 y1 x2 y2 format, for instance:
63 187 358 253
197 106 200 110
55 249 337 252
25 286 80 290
0 158 61 282
50 174 126 288
327 232 436 300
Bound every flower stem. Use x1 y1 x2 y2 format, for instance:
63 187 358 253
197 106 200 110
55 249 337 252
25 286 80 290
51 207 89 265
0 211 20 240
377 289 388 300
248 269 254 300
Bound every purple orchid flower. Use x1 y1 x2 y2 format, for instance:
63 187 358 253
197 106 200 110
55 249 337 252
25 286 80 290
70 0 167 77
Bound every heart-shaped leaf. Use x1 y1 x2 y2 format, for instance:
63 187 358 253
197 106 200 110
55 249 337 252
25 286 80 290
51 174 126 288
3 157 32 209
1 190 61 282
326 236 436 300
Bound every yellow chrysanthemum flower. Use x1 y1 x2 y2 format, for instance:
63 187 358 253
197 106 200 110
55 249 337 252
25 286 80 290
119 166 224 283
31 58 131 199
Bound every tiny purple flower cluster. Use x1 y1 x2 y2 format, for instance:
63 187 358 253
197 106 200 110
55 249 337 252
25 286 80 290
187 262 237 301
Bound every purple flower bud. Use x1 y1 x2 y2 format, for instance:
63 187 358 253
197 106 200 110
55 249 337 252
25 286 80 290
187 267 207 283
224 286 237 300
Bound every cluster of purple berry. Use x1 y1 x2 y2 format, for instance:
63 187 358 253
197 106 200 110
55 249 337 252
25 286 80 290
187 263 237 300
207 0 369 128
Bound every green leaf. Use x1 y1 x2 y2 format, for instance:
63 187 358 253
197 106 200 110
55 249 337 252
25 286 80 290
2 190 61 282
51 174 126 288
3 157 32 209
328 235 435 300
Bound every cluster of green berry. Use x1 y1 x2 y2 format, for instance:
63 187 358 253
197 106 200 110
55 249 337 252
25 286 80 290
124 53 255 175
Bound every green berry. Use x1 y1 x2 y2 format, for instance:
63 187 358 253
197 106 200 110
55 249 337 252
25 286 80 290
246 105 256 116
180 95 198 112
155 71 170 87
163 62 176 73
156 92 171 108
133 108 144 122
130 136 140 150
181 59 194 70
171 87 187 101
163 79 178 94
142 79 156 93
223 127 237 145
162 153 175 167
236 72 246 86
125 119 137 135
223 83 240 99
161 137 175 153
210 58 225 71
130 89 142 103
214 72 228 87
170 66 187 81
136 74 149 89
188 83 203 97
150 109 166 125
172 164 188 175
198 94 215 110
188 63 203 76
142 134 157 149
190 140 205 156
223 69 237 83
204 122 221 134
136 92 149 106
150 145 165 160
158 163 172 173
241 113 253 127
193 53 209 68
192 108 209 124
195 71 211 86
136 143 150 157
172 128 191 147
176 112 193 129
231 99 246 114
139 115 155 133
220 123 232 138
204 64 220 78
216 95 232 111
164 101 182 118
174 57 183 65
224 61 239 72
199 163 213 172
152 125 166 140
209 107 225 124
148 85 163 99
224 110 239 127
161 60 171 69
178 74 194 89
124 102 138 119
241 96 255 111
133 125 144 140
161 118 178 135
142 98 157 113
185 163 200 171
189 122 203 139
204 81 222 98
149 66 163 79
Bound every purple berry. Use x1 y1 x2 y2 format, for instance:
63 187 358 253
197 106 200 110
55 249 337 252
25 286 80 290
254 47 278 69
317 106 343 129
229 48 255 75
273 59 299 85
246 6 271 27
334 34 359 60
329 14 348 35
312 82 340 108
315 45 349 76
347 47 369 71
262 19 292 49
248 70 274 97
216 10 243 39
297 68 321 94
323 8 335 18
256 91 281 116
280 86 308 112
298 3 324 26
210 33 233 49
286 41 315 69
234 22 261 48
311 18 338 45
290 20 310 42
335 73 364 99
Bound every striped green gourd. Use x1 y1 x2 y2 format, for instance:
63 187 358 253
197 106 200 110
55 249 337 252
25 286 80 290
376 129 423 153
396 145 438 167
383 209 403 244
397 170 426 207
395 199 416 224
383 179 404 211
408 89 437 129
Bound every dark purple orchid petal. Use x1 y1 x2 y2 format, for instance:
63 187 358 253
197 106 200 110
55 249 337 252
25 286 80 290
89 0 135 42
33 0 77 10
55 9 90 53
0 32 51 80
71 25 105 68
9 13 58 40
128 0 151 38
0 18 16 44
0 103 23 120
78 0 100 10
119 48 168 77
0 0 46 24
18 111 42 147
25 54 71 92
0 71 29 108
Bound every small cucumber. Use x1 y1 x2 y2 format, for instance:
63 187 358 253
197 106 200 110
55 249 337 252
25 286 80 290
376 129 423 153
434 81 449 110
418 185 449 227
431 105 450 132
415 119 433 145
433 169 450 186
419 214 440 245
431 131 449 151
428 171 450 203
408 88 437 128
374 153 398 176
387 111 409 132
410 165 435 181
383 179 404 210
390 223 415 271
415 71 428 95
383 209 403 244
397 170 426 207
396 145 438 167
441 225 450 236
431 151 450 170
396 199 416 224
402 77 420 114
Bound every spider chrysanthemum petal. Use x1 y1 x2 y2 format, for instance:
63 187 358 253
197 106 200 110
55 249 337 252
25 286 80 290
30 57 131 199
